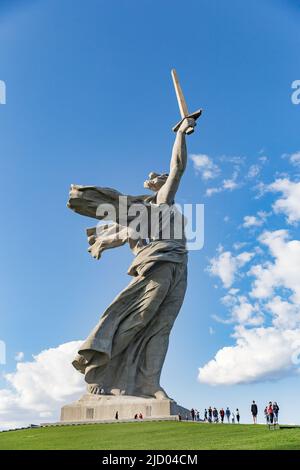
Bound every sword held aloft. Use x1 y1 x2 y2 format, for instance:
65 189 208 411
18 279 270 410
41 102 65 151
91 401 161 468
171 69 202 135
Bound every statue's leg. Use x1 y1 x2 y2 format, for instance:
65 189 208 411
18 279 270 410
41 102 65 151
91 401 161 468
133 263 187 399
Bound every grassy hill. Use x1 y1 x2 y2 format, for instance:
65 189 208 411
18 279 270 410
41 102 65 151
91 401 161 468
0 421 299 450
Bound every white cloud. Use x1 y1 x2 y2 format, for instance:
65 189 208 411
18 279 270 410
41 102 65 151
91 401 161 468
242 211 268 228
247 156 268 179
198 326 300 385
228 288 240 295
211 314 232 325
14 352 24 362
208 249 254 288
266 296 300 329
233 241 247 250
243 215 261 228
201 228 300 385
282 151 300 167
254 181 268 199
247 164 261 178
0 340 84 430
206 169 241 197
190 154 220 180
219 293 263 326
232 299 263 326
250 230 300 303
206 187 221 197
268 178 300 224
236 252 254 264
219 155 245 166
223 178 238 191
199 150 300 387
290 151 300 166
199 154 268 197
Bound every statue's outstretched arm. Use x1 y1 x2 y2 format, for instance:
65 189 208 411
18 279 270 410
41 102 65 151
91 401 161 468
87 224 128 260
86 224 147 260
156 117 195 205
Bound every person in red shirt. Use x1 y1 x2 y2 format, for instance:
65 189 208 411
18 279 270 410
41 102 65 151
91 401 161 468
267 402 274 425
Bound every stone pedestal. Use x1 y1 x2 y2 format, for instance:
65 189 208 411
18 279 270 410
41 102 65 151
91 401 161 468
60 394 189 423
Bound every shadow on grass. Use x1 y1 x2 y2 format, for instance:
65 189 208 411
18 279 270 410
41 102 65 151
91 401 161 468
279 426 300 430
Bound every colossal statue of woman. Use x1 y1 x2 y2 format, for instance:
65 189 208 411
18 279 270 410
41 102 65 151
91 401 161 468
67 116 196 400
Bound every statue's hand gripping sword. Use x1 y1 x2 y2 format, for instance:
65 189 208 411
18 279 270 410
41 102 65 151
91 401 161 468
171 69 202 135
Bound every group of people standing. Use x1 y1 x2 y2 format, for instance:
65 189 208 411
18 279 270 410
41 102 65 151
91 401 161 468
187 400 280 425
189 408 200 421
203 407 240 424
116 400 279 424
251 400 280 425
264 402 279 425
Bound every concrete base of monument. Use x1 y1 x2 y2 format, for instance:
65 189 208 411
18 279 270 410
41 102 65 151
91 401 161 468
60 393 190 423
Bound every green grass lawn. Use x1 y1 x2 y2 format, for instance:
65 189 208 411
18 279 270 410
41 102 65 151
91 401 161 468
0 422 299 450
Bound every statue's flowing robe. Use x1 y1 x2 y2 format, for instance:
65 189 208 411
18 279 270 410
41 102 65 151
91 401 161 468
68 185 187 397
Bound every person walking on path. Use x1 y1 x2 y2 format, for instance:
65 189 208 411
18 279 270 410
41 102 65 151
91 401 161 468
220 408 225 423
204 409 208 422
191 408 195 421
273 402 279 424
251 400 258 424
225 407 231 423
236 409 240 423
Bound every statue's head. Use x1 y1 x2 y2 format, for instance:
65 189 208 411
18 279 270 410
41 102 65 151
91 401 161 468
144 172 168 192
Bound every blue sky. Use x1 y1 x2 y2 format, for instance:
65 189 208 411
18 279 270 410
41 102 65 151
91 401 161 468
0 0 300 427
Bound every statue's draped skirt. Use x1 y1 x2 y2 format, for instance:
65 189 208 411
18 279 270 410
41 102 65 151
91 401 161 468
73 260 187 396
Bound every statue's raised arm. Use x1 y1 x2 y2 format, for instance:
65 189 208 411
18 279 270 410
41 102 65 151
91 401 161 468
156 117 195 205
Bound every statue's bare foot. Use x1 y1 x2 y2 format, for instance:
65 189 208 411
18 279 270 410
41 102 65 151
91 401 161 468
87 384 103 395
